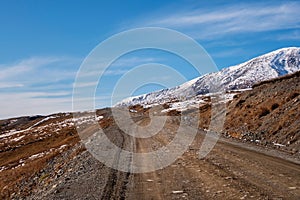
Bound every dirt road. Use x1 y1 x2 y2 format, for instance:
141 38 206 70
29 112 300 200
126 119 300 200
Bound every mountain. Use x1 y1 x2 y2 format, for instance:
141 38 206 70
116 47 300 107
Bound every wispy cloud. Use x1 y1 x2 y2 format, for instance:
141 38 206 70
139 1 300 39
275 30 300 41
0 56 79 89
32 91 71 98
0 57 64 79
0 92 72 119
78 56 161 78
111 57 157 68
105 57 159 75
0 83 24 89
211 48 246 58
0 56 81 118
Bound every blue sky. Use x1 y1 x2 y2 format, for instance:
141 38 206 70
0 0 300 118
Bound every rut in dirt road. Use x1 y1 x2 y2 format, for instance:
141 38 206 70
100 127 134 200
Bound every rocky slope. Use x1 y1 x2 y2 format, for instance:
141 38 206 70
149 70 300 156
224 71 300 155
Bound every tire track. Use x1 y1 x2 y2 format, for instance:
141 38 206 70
101 127 134 200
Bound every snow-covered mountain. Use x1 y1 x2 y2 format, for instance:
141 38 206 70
116 47 300 107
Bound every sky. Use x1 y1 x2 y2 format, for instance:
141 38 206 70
0 0 300 119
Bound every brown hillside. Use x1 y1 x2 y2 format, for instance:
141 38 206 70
224 71 300 154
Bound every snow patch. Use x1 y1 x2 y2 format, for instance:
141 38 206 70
11 135 25 142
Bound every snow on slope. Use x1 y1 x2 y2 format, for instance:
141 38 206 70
115 47 300 107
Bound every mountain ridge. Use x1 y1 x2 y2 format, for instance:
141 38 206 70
116 47 300 107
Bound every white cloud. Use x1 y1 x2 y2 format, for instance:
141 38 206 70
0 56 81 118
276 30 300 41
0 92 72 119
103 69 129 76
111 57 157 67
0 83 24 89
0 57 64 79
78 56 161 78
211 48 246 58
140 2 300 39
0 56 79 88
73 81 98 88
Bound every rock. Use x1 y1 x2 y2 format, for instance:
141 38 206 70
172 190 184 194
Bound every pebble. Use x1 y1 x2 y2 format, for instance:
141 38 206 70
172 190 184 194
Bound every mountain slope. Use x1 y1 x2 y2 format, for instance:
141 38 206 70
116 47 300 107
224 71 300 154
